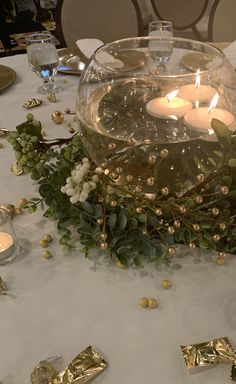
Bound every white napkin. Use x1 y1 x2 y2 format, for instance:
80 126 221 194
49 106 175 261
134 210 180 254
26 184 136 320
223 40 236 68
76 38 124 68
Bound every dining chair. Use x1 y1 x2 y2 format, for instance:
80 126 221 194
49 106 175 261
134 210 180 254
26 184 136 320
55 0 144 47
150 0 211 41
208 0 236 42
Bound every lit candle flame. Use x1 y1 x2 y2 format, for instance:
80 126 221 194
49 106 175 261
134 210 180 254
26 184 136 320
208 93 219 113
195 69 200 88
167 90 179 102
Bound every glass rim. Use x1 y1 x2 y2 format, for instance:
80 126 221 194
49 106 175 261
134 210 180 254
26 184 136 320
92 35 226 77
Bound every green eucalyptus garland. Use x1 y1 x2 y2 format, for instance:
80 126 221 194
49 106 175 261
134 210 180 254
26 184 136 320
7 115 236 267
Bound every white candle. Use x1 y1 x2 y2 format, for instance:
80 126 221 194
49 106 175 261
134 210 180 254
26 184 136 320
178 84 216 103
0 232 14 261
178 69 216 103
146 90 192 119
184 93 235 134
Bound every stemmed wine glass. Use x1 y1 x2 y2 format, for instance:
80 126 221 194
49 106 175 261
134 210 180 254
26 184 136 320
148 20 173 71
26 33 60 94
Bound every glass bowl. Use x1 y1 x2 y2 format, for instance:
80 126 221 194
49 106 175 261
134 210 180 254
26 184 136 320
76 36 236 193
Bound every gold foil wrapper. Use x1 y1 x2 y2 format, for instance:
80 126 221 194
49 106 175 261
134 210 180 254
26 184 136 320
52 346 107 384
181 337 236 369
23 98 42 109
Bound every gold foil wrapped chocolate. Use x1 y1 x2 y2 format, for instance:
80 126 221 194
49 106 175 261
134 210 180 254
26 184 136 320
31 347 107 384
53 346 107 384
23 98 42 109
181 337 236 369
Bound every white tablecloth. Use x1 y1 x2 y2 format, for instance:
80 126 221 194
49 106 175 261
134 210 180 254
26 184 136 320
0 48 236 384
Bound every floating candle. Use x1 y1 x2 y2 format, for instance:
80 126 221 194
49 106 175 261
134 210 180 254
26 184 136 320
178 69 216 103
146 90 193 119
0 232 14 261
183 93 235 134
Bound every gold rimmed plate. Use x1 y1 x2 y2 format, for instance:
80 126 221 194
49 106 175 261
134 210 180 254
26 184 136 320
0 65 16 91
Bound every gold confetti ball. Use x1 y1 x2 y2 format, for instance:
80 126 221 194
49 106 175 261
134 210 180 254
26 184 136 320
51 111 64 124
195 195 203 204
161 187 169 196
100 242 108 251
212 234 220 242
15 207 23 215
43 250 52 259
42 234 53 243
162 279 171 289
192 223 200 232
19 198 27 206
39 239 49 248
220 186 229 195
139 297 148 308
217 257 225 266
148 298 159 309
160 148 169 158
196 173 205 183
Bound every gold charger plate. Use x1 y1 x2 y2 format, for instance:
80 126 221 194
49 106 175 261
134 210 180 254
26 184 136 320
181 52 216 72
0 65 16 91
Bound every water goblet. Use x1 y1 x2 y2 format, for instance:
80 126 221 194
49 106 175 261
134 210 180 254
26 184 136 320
148 20 173 71
26 33 60 94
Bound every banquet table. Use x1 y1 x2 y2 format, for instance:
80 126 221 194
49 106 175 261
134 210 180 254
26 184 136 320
1 43 236 384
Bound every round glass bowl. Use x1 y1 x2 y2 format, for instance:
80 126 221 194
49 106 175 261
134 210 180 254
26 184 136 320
76 36 236 193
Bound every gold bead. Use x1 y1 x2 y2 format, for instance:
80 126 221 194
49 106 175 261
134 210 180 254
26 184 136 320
195 195 203 204
126 174 134 182
220 186 229 195
173 220 181 228
100 232 108 241
219 222 226 231
39 239 49 248
116 167 123 174
51 110 64 124
136 207 142 214
139 297 148 308
219 251 226 258
43 250 52 259
19 198 27 206
147 298 159 309
110 200 117 207
167 246 176 255
212 234 220 242
192 224 200 232
160 149 169 158
179 206 187 214
111 172 119 179
100 242 108 251
135 186 143 193
188 242 196 249
15 207 23 215
217 257 225 265
97 218 103 225
148 154 157 164
42 234 53 243
162 279 171 289
108 143 116 150
147 176 155 186
127 138 135 146
161 187 169 196
196 173 205 183
212 207 220 216
155 208 163 216
167 226 175 235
